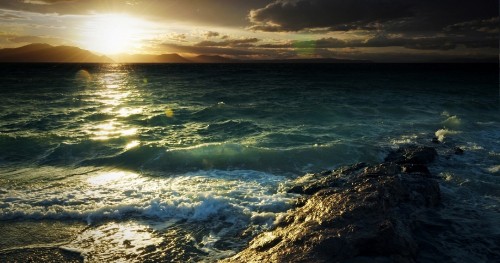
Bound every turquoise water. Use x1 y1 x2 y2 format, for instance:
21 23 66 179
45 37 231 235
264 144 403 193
0 64 498 262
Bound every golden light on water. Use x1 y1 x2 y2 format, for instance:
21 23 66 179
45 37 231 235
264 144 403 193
118 107 143 117
84 67 141 144
87 171 129 185
125 140 140 149
165 108 174 118
76 69 92 82
92 121 138 140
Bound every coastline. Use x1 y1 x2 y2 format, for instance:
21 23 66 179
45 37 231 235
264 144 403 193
223 141 498 262
1 141 498 262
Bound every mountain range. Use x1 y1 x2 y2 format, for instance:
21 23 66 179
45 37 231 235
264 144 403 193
0 43 373 63
0 43 113 63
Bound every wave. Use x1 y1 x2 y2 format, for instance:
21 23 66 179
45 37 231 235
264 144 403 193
197 120 263 139
0 129 380 174
0 135 55 163
83 142 379 174
0 169 294 228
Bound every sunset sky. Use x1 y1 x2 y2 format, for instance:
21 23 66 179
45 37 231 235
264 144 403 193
0 0 498 61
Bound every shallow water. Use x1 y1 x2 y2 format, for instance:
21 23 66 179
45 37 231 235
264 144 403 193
0 63 498 262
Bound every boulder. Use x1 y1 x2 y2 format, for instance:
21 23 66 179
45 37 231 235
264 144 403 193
222 146 440 263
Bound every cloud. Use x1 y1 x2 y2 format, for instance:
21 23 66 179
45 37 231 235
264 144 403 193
23 0 75 5
0 32 70 46
166 33 188 42
249 0 499 33
0 0 273 27
204 31 220 38
0 13 24 20
249 0 413 32
162 43 258 56
195 37 260 48
445 17 500 34
258 35 496 51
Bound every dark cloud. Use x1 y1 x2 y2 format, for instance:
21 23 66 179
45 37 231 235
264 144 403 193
204 31 220 38
250 0 412 31
258 35 496 51
247 0 498 57
166 33 187 42
365 35 497 50
162 43 258 56
195 37 260 48
445 17 500 34
249 0 499 33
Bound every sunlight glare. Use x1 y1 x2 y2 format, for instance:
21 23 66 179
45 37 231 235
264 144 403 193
125 140 140 150
81 14 148 54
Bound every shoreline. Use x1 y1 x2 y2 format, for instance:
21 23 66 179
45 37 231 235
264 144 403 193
223 142 497 262
1 141 498 262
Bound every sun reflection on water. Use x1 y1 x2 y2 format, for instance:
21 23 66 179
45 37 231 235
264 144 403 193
91 121 138 140
87 170 141 186
125 140 140 149
118 107 143 117
82 65 143 145
75 69 92 82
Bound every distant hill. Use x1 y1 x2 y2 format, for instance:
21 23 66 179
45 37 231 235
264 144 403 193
157 54 191 63
0 43 375 63
0 43 113 63
111 53 191 63
429 58 498 63
111 54 237 63
190 55 239 63
250 58 372 63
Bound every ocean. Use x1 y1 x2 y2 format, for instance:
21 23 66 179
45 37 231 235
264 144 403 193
0 63 498 262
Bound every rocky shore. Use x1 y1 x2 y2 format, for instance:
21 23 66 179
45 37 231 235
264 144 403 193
223 145 442 263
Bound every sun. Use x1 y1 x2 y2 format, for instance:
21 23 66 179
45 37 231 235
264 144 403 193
80 14 147 54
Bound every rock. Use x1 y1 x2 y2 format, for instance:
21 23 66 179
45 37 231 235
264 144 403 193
454 147 464 155
222 146 440 263
384 145 437 165
0 248 83 263
401 164 431 176
288 163 367 195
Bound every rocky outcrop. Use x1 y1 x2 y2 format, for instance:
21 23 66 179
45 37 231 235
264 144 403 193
0 247 83 263
223 146 440 263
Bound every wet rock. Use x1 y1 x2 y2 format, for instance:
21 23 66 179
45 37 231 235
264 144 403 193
454 147 464 155
401 164 431 176
384 145 437 164
288 163 367 195
222 146 440 263
0 247 83 263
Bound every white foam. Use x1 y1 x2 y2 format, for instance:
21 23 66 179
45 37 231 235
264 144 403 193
435 129 459 142
1 168 297 261
391 134 418 145
486 165 500 174
442 115 461 129
0 169 295 225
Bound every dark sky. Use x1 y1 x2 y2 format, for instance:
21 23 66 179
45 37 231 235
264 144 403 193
0 0 498 61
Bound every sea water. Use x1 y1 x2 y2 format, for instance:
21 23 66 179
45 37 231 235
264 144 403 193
0 63 498 262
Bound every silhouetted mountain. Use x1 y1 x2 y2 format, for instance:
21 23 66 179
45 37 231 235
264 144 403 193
429 57 498 63
191 55 239 63
157 54 191 63
0 43 374 63
249 58 373 63
111 53 191 63
0 43 113 63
